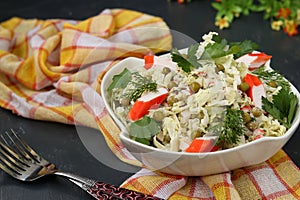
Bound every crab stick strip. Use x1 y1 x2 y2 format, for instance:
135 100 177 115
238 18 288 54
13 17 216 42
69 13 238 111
144 55 154 69
236 51 272 70
144 55 178 71
128 88 168 121
253 129 264 140
185 137 219 153
243 73 266 108
240 105 252 112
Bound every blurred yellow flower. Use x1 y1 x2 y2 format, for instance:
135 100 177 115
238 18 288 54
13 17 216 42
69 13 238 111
215 17 229 29
172 0 300 36
284 20 298 36
271 21 283 31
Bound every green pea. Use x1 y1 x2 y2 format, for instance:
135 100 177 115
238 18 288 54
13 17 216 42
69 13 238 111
167 96 177 106
167 81 177 89
243 112 251 123
120 97 130 106
267 80 277 88
252 107 262 117
162 67 171 75
246 121 257 131
189 82 201 93
192 130 204 139
216 63 225 71
199 111 205 119
153 111 164 121
239 82 250 92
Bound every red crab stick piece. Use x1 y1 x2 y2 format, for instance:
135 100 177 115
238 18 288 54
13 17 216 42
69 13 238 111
236 51 272 70
240 105 252 112
144 55 154 69
253 129 264 140
243 73 266 109
128 88 168 121
144 55 178 71
185 137 219 153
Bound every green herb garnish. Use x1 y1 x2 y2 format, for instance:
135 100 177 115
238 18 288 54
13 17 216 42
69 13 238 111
129 116 160 145
107 68 157 102
170 43 202 73
252 66 290 92
262 87 298 128
216 108 245 148
124 72 157 102
230 40 260 59
201 35 259 60
171 35 258 73
107 68 132 91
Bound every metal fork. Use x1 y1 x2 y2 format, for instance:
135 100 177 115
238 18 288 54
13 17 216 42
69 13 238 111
0 129 163 200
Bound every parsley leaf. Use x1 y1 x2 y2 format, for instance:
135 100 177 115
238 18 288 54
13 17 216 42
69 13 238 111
129 116 160 145
171 43 202 73
107 68 132 91
200 35 259 60
187 43 202 68
200 35 229 60
262 88 298 128
262 98 282 120
288 96 298 125
230 40 259 59
171 35 259 72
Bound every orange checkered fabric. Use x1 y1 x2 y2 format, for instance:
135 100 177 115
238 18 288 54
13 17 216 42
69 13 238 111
121 150 300 199
0 8 299 200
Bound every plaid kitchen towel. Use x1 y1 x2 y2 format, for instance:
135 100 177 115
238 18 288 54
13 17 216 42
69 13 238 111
121 150 300 199
0 8 171 165
0 8 299 200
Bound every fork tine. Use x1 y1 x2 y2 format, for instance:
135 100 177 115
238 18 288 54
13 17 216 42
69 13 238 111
0 153 24 175
0 143 28 170
0 139 28 177
0 135 29 165
2 130 39 163
3 131 31 161
0 161 20 178
9 129 41 162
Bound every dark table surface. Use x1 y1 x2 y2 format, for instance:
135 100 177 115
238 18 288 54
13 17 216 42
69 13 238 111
0 0 299 199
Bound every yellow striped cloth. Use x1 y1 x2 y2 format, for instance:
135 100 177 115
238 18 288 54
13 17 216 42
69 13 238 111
121 150 300 199
0 8 299 200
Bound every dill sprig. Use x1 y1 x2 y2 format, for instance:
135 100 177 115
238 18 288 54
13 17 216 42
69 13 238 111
216 108 245 148
125 72 157 102
252 67 290 91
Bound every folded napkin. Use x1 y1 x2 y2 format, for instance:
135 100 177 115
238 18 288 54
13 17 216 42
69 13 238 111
121 150 300 199
0 8 299 200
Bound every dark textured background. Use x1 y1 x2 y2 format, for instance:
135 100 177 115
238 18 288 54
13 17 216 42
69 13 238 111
0 0 299 199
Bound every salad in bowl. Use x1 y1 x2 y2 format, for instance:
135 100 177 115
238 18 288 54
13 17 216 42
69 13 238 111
101 32 300 175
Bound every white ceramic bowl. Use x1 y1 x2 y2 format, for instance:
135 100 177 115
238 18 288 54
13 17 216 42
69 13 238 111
101 57 300 176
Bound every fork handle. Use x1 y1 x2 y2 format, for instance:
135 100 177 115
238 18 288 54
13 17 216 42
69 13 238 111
55 171 163 199
87 181 164 200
